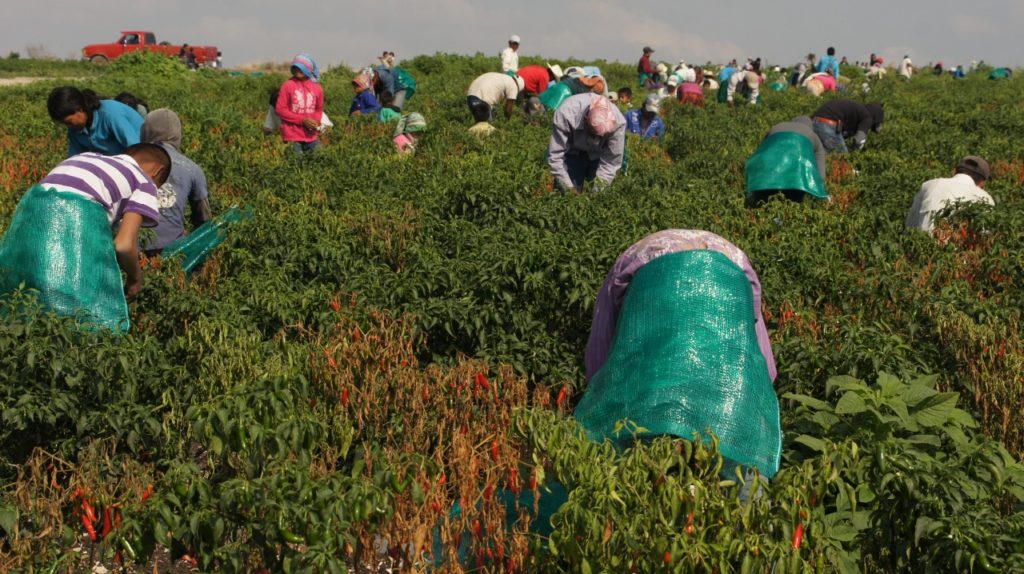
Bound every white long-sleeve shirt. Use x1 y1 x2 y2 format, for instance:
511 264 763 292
905 173 994 234
500 47 519 73
547 94 626 190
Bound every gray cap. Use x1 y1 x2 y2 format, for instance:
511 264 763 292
957 156 990 180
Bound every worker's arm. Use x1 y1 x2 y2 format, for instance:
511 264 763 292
595 125 626 185
114 212 144 298
547 114 575 191
504 98 515 119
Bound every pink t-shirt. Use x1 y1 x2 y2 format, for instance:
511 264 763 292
274 78 324 143
817 74 837 92
393 133 416 155
680 82 703 96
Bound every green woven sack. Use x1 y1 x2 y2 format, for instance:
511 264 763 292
0 185 129 332
539 82 573 111
746 131 828 200
574 250 782 478
162 206 251 276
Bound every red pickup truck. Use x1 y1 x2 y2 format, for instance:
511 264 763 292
82 31 220 67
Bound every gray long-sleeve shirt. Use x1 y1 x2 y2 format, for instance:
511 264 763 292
767 116 827 180
547 93 626 190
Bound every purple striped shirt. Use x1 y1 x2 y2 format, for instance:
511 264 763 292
40 152 160 227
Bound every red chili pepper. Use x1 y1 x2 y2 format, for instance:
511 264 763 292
473 519 483 538
114 508 122 529
353 328 361 342
341 387 349 406
330 299 340 312
422 386 429 402
141 484 154 504
530 474 537 490
438 474 447 486
431 501 442 512
82 500 97 525
555 387 568 407
483 485 493 500
792 522 804 549
664 551 671 565
102 507 112 539
508 468 519 492
685 511 695 536
82 513 97 541
490 441 499 461
460 423 467 435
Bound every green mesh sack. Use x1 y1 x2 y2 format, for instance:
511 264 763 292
574 250 782 478
161 206 251 275
0 185 129 332
395 67 417 99
746 131 827 199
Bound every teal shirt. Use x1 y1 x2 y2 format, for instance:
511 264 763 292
67 99 143 157
378 107 401 123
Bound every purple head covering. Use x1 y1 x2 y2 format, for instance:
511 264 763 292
291 53 320 82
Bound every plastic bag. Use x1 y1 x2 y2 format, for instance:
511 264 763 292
746 131 828 200
161 205 252 276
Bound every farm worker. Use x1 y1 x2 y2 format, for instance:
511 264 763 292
952 65 966 79
637 46 655 87
113 92 149 118
577 229 781 484
0 144 169 331
377 91 402 123
724 62 762 105
47 86 143 157
378 50 396 68
905 156 994 235
658 74 679 99
373 64 414 111
865 57 886 79
349 73 381 117
468 102 497 137
393 112 427 155
624 94 666 141
810 99 884 153
138 109 213 255
276 53 325 155
501 35 520 73
988 67 1012 80
616 87 633 109
816 46 840 80
802 72 837 97
466 72 524 122
898 55 913 80
547 93 625 192
678 68 705 107
517 63 563 112
746 116 829 206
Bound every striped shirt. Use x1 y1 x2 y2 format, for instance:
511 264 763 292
39 152 160 227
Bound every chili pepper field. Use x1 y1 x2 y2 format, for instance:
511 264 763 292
1 53 1023 573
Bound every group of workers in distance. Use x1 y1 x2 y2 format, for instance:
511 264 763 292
0 40 1007 490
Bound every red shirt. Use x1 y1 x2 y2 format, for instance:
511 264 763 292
517 65 551 95
638 53 653 74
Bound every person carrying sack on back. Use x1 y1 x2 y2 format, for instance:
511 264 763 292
576 229 781 488
746 116 828 206
0 145 170 331
139 109 213 256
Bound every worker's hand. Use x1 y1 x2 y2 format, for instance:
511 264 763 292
302 118 319 130
124 278 142 299
592 178 612 193
853 131 867 150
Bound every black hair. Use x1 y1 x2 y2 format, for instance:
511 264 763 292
268 87 280 107
47 86 101 122
125 143 172 187
751 58 762 73
617 87 632 98
827 47 836 56
114 92 148 113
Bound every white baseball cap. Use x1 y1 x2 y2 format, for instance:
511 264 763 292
509 35 521 44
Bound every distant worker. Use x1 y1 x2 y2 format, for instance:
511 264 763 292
724 60 762 105
624 94 666 140
637 46 655 87
501 35 521 73
866 57 886 79
989 67 1012 80
746 116 828 206
548 93 625 192
816 46 840 80
0 145 169 331
677 68 705 107
898 55 914 80
952 65 966 79
48 86 143 157
138 109 213 255
518 63 563 113
349 74 381 117
377 91 402 123
810 99 884 153
277 53 325 155
393 112 427 155
802 72 837 97
906 156 994 235
466 71 524 122
933 61 944 75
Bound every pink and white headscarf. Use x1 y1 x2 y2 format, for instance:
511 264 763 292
586 94 618 137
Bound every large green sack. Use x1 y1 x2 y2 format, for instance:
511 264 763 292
574 250 782 478
0 185 129 332
539 82 573 111
395 67 417 99
746 131 828 199
162 205 251 276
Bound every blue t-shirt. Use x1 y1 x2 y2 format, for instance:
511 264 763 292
143 143 209 252
624 109 666 140
816 55 840 79
67 100 143 157
375 66 397 93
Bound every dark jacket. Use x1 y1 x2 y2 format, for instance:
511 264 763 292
812 99 883 138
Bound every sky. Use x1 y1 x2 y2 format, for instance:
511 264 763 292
3 0 1024 70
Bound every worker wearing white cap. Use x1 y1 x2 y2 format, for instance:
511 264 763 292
501 35 521 73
